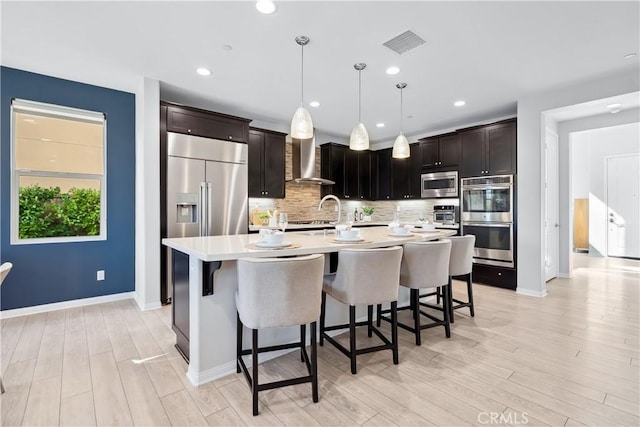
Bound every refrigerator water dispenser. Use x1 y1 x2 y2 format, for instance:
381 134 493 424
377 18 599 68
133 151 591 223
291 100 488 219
176 193 198 223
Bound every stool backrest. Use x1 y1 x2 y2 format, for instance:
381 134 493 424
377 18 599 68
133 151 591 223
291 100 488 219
331 246 403 305
0 262 13 286
447 235 475 276
400 240 451 289
237 254 324 329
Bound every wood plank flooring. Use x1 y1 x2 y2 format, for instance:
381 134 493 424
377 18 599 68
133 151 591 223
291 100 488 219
1 254 638 426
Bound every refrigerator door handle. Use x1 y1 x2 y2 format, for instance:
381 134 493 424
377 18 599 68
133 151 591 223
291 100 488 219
199 182 207 237
206 182 213 236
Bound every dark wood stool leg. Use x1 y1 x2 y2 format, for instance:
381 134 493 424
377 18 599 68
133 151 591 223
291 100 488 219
376 304 382 327
448 277 455 324
236 313 242 373
320 291 326 346
252 329 259 416
367 305 373 337
467 273 475 317
411 290 418 320
310 321 318 402
391 301 399 365
349 305 357 374
300 324 306 362
436 286 441 304
442 283 451 338
411 289 421 346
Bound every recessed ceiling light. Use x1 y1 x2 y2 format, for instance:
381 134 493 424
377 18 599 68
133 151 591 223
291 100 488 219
624 53 637 60
23 118 36 123
606 103 622 109
196 68 211 76
610 109 621 114
376 123 385 128
309 101 320 107
222 44 233 51
454 100 466 107
386 66 400 75
256 0 276 14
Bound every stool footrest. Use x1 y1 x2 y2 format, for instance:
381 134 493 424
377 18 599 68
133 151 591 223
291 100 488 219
240 341 301 356
322 332 393 358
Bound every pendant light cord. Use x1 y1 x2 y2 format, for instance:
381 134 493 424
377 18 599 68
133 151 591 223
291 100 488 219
400 87 404 134
358 69 362 122
300 44 304 106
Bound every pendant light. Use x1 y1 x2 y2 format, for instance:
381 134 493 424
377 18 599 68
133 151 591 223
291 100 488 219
392 82 410 159
291 36 313 139
349 63 369 151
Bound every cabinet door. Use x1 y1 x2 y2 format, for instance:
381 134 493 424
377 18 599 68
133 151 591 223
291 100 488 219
420 138 439 168
247 130 263 198
439 134 461 167
331 146 346 199
486 121 516 175
262 133 285 198
344 148 359 199
460 128 486 177
392 156 411 199
376 149 393 200
167 107 247 142
358 151 372 200
409 144 422 198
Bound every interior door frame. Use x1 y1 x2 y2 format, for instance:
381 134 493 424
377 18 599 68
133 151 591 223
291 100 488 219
605 153 640 259
544 129 559 282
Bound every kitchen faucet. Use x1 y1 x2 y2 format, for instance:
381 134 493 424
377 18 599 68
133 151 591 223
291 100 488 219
318 194 341 225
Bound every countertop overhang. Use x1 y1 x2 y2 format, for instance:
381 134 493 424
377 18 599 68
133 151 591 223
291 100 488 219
163 226 456 262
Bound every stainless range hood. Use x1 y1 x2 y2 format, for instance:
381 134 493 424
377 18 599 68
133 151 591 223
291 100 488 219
290 135 335 185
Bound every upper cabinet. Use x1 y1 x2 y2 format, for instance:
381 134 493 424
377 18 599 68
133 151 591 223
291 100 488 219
248 128 286 198
321 143 373 200
376 148 393 200
419 133 461 169
460 119 516 177
392 144 422 199
165 103 251 142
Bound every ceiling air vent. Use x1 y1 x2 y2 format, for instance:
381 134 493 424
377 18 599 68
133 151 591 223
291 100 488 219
383 30 428 55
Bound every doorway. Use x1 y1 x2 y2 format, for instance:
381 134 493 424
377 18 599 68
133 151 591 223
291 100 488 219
606 154 640 259
545 129 559 281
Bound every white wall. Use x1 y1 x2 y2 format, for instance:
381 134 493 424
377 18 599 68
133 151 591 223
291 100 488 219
558 107 639 274
517 70 639 297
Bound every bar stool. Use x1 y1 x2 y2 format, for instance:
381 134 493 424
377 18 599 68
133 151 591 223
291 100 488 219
0 262 13 394
236 254 324 416
447 235 476 323
320 246 403 374
377 240 452 345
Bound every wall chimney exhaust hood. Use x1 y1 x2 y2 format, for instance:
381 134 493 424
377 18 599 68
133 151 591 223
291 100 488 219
290 135 335 185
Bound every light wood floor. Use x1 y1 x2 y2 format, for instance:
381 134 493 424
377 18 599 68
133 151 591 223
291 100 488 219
1 254 638 426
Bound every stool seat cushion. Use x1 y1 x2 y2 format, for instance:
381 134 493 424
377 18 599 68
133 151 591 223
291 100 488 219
237 254 324 329
322 246 402 306
399 240 451 290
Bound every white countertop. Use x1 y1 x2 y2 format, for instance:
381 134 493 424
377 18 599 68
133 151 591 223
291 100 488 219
163 226 456 262
248 221 459 231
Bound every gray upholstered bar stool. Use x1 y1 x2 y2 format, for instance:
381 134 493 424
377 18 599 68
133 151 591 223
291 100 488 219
447 235 476 323
236 254 324 416
378 240 452 345
0 262 13 394
320 246 403 374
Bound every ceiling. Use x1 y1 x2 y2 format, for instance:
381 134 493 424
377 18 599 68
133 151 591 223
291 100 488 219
2 1 639 144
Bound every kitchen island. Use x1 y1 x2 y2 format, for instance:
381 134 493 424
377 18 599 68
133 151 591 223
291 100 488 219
162 226 455 385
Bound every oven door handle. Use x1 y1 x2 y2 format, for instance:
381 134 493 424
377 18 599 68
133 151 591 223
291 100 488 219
463 222 512 228
462 185 512 191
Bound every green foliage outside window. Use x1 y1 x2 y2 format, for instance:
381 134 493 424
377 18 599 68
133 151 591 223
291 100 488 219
19 185 101 238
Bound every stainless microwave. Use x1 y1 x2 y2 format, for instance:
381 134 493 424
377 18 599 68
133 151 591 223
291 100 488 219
421 171 458 198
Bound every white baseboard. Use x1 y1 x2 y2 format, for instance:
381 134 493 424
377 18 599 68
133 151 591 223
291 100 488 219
515 288 548 298
0 292 136 319
133 294 163 311
558 273 572 279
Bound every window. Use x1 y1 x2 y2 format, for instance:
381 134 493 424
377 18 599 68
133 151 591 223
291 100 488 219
11 99 106 244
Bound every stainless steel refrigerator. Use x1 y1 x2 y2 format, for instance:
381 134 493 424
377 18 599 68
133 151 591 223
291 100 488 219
164 132 248 302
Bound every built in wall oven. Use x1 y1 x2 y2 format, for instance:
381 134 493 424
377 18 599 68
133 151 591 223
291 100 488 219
461 175 514 267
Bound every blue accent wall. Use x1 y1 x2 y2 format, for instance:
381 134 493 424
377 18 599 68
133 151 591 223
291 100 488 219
0 67 136 310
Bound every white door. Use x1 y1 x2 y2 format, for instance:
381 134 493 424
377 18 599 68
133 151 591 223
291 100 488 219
607 154 640 259
545 130 559 281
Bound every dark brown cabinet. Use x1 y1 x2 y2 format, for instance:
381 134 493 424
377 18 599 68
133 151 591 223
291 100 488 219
376 148 393 200
419 133 461 169
392 143 422 199
165 103 250 142
321 143 373 200
460 119 516 177
248 128 286 198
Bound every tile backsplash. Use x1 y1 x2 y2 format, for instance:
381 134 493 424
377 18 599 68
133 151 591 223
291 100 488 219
249 143 458 224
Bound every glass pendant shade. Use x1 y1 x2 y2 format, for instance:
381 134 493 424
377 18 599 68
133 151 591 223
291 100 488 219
291 106 314 139
350 122 369 150
392 132 410 158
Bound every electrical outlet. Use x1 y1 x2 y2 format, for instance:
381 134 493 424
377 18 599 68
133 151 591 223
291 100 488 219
97 270 105 281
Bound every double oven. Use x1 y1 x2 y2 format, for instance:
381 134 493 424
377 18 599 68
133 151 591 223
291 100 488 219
461 175 514 268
